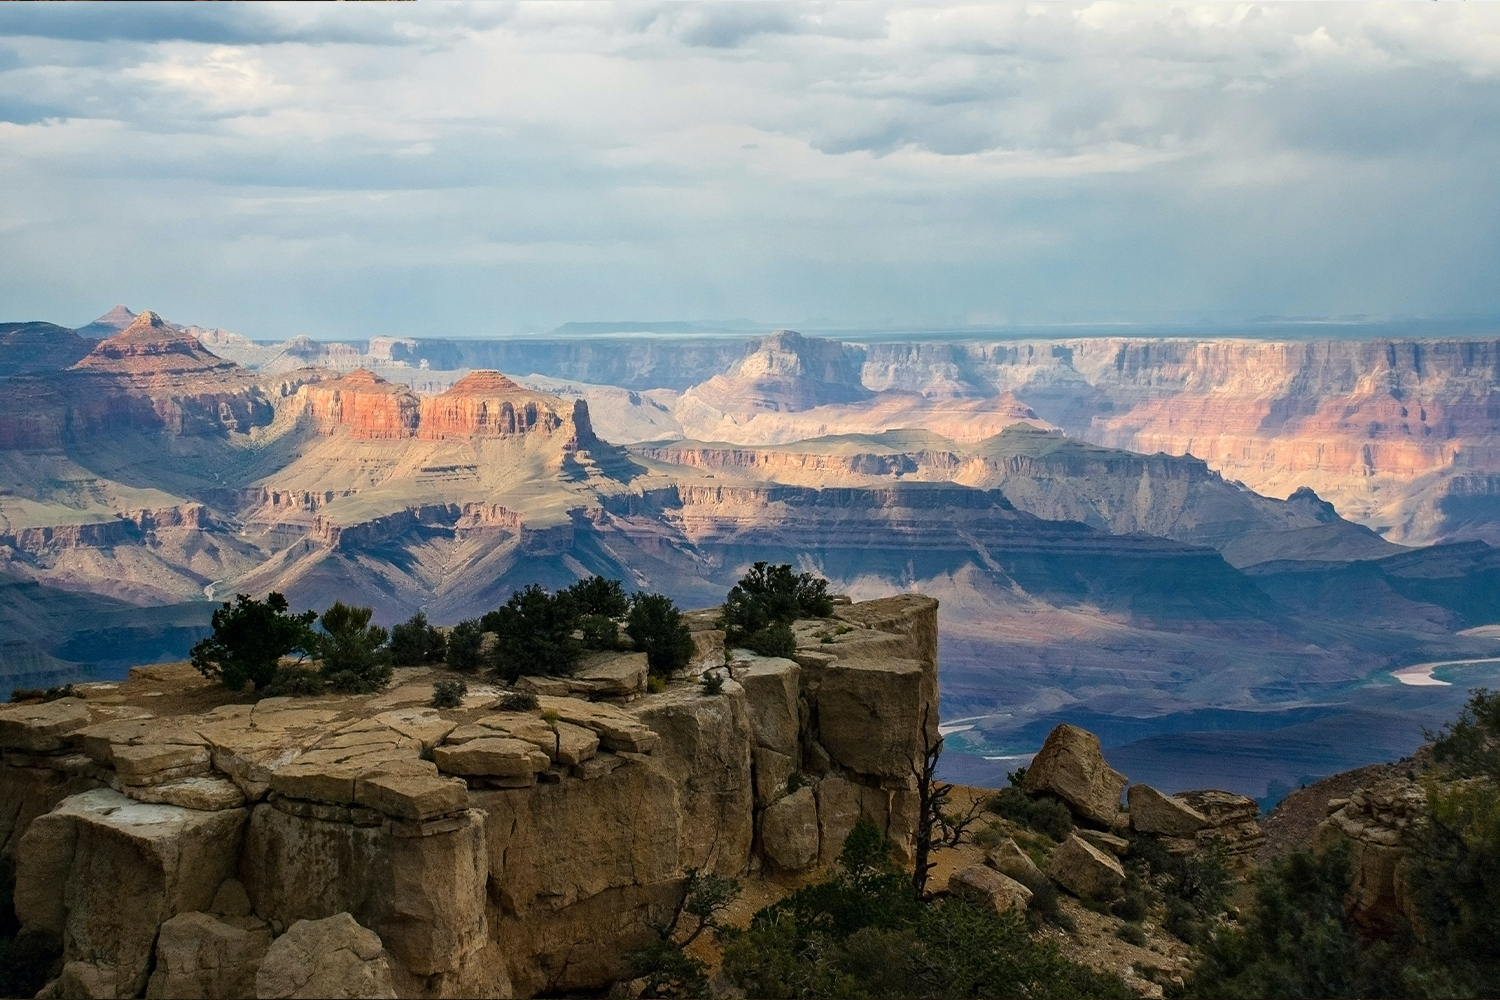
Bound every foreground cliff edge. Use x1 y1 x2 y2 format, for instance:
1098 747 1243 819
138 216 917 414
0 594 940 999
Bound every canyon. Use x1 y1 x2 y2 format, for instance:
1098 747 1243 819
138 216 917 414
3 308 1500 800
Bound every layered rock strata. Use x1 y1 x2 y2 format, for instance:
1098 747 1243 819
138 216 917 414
0 594 938 999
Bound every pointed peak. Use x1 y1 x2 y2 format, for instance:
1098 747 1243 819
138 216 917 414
106 309 188 346
443 370 524 396
93 305 137 329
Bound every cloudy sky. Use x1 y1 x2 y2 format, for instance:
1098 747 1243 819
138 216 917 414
1 1 1498 339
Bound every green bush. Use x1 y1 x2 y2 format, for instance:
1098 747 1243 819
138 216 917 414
722 562 833 650
579 614 622 651
740 621 797 658
445 619 485 673
561 575 629 619
260 666 325 697
482 584 582 682
1116 922 1148 947
626 592 695 675
390 611 446 666
721 818 1130 999
431 679 467 709
701 671 725 696
315 602 392 694
190 592 317 692
498 690 539 711
986 786 1074 842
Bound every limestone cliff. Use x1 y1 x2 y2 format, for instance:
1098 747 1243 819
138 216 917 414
0 594 939 999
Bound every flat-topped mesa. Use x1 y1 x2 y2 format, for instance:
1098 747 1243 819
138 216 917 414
301 368 421 440
70 310 237 378
682 329 874 414
418 369 598 445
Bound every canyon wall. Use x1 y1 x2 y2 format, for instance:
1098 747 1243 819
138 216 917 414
0 594 937 999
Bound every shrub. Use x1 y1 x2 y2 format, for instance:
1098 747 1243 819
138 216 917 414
315 602 392 694
626 592 695 675
8 685 76 703
786 771 806 795
1116 922 1148 947
390 611 446 666
190 592 317 692
721 819 1130 999
561 575 629 619
498 690 539 711
647 675 667 694
431 679 467 709
701 671 725 696
740 621 796 658
722 562 833 649
260 666 325 698
579 614 621 651
482 584 581 682
985 786 1074 842
445 619 485 673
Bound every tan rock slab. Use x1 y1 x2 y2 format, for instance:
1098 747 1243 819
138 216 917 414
503 719 599 765
1128 783 1209 837
433 737 550 778
124 776 247 811
574 651 648 697
535 696 660 754
1078 829 1130 856
112 743 211 783
572 753 624 780
255 912 396 999
354 772 468 821
814 774 862 867
0 697 91 752
948 864 1033 913
815 657 927 779
1022 723 1129 827
1046 833 1126 900
372 708 457 751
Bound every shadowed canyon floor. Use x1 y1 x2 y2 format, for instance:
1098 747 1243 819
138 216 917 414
4 309 1500 799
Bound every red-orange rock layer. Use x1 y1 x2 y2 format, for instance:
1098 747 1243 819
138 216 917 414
416 370 570 440
301 369 420 440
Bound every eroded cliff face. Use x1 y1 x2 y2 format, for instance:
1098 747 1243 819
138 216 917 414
0 594 940 999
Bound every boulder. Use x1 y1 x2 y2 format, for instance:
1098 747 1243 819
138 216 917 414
572 651 648 700
1022 724 1128 826
948 864 1033 914
761 786 819 871
0 697 91 752
987 837 1043 884
433 737 550 779
752 746 797 807
685 629 725 676
536 696 660 754
735 657 800 756
123 776 247 811
145 910 272 999
1128 783 1208 837
1046 832 1126 900
254 912 396 999
1178 789 1265 873
14 788 248 998
500 718 600 766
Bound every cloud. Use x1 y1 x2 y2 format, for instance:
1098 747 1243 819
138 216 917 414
0 1 1498 337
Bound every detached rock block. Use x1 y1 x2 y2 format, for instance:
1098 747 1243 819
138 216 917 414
1046 832 1126 900
146 910 272 999
815 658 927 778
736 657 800 756
433 737 549 778
1128 783 1208 837
0 697 90 752
761 785 818 871
113 744 211 785
254 912 396 1000
948 864 1032 914
987 837 1043 884
573 651 648 699
752 747 796 807
124 776 247 811
1022 724 1128 826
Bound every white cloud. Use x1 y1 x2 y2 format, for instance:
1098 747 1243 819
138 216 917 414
0 1 1497 336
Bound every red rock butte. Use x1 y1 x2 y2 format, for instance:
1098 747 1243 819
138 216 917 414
417 369 569 440
302 368 421 440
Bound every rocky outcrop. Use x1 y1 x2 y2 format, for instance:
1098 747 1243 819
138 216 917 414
301 370 421 440
1176 789 1266 874
1128 784 1209 837
1 594 937 998
1313 776 1427 934
254 913 395 1000
1023 723 1129 827
1046 833 1126 900
948 864 1032 914
417 371 591 443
